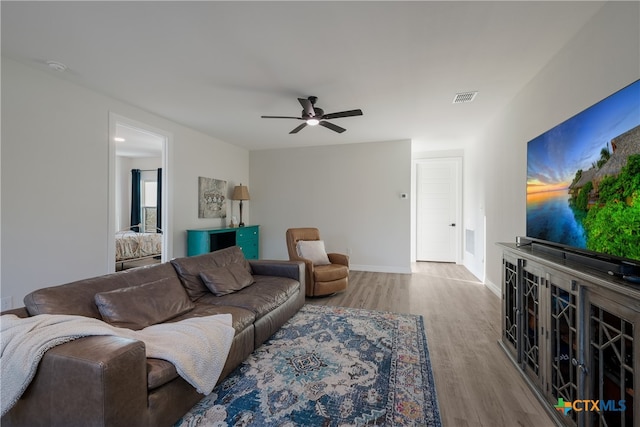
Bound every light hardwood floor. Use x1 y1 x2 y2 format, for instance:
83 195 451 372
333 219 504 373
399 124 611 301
306 262 556 427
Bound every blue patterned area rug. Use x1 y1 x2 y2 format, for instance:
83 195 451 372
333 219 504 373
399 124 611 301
175 304 442 427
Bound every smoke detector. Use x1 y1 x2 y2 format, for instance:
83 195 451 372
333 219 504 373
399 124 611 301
453 91 478 104
46 60 68 72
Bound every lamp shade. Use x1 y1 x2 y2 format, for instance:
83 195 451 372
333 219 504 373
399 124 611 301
232 184 250 201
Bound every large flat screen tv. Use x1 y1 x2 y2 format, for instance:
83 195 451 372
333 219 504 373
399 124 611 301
526 79 640 274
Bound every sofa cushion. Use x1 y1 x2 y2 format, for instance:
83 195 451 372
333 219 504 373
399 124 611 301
171 246 251 301
94 277 195 329
197 275 300 318
147 358 178 391
199 263 255 296
296 240 331 265
170 303 256 333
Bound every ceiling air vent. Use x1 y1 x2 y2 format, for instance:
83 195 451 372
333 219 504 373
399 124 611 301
453 91 478 104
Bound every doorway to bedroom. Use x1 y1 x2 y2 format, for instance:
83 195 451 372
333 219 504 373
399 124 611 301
108 114 170 272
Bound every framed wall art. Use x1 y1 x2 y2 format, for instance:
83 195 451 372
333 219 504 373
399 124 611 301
198 177 227 218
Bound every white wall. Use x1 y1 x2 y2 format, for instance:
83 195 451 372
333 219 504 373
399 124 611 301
1 58 249 307
475 2 640 292
461 141 486 282
250 140 412 273
115 156 132 232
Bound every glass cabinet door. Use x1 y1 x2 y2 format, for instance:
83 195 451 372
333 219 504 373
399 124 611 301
521 264 544 385
548 276 580 426
587 293 636 427
502 254 520 361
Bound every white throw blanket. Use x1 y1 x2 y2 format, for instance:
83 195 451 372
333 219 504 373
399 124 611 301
0 313 235 417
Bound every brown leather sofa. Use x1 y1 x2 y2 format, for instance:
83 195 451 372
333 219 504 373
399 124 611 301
1 246 305 427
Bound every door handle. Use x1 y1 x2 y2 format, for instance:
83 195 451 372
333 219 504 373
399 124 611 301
572 358 588 374
449 223 456 227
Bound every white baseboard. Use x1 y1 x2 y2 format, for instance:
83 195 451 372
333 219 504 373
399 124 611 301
350 264 412 274
484 279 501 298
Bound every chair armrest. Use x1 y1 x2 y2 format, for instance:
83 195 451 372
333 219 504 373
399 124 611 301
2 335 148 427
328 253 350 267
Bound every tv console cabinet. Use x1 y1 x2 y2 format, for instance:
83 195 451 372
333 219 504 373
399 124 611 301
187 225 259 259
499 242 639 427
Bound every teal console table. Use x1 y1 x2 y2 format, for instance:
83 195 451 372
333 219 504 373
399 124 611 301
187 225 259 259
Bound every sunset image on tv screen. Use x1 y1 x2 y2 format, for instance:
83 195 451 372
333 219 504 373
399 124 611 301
526 80 640 262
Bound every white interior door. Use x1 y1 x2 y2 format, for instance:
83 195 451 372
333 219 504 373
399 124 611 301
416 158 461 262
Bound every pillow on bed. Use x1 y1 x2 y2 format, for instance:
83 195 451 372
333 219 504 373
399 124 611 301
94 277 195 329
199 263 255 296
296 240 331 265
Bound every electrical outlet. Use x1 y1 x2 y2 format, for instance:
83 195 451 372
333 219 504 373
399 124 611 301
347 248 353 255
1 296 13 311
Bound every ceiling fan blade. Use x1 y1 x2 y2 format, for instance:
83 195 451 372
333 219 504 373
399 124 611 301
298 98 315 117
322 109 363 120
289 123 308 134
319 121 346 133
261 115 304 120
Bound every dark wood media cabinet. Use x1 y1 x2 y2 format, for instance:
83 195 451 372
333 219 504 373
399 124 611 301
499 242 640 427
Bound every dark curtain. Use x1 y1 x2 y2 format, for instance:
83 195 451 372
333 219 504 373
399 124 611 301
130 169 141 232
156 168 162 233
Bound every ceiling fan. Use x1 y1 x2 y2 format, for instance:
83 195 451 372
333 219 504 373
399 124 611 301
261 96 363 134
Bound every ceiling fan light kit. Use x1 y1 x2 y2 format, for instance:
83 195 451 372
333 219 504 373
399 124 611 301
261 96 363 134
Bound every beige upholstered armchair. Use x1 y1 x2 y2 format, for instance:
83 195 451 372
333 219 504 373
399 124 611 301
286 228 349 297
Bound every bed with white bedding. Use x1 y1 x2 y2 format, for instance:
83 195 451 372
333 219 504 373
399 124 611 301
115 229 162 268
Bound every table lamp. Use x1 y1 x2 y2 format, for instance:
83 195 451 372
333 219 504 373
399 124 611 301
232 184 250 227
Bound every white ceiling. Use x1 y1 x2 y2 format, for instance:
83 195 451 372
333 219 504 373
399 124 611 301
1 1 605 152
115 123 164 158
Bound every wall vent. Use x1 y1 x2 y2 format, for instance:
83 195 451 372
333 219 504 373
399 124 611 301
465 229 475 255
453 91 478 104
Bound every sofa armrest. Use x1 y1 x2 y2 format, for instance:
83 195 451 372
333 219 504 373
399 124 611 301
2 335 148 427
249 260 305 286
